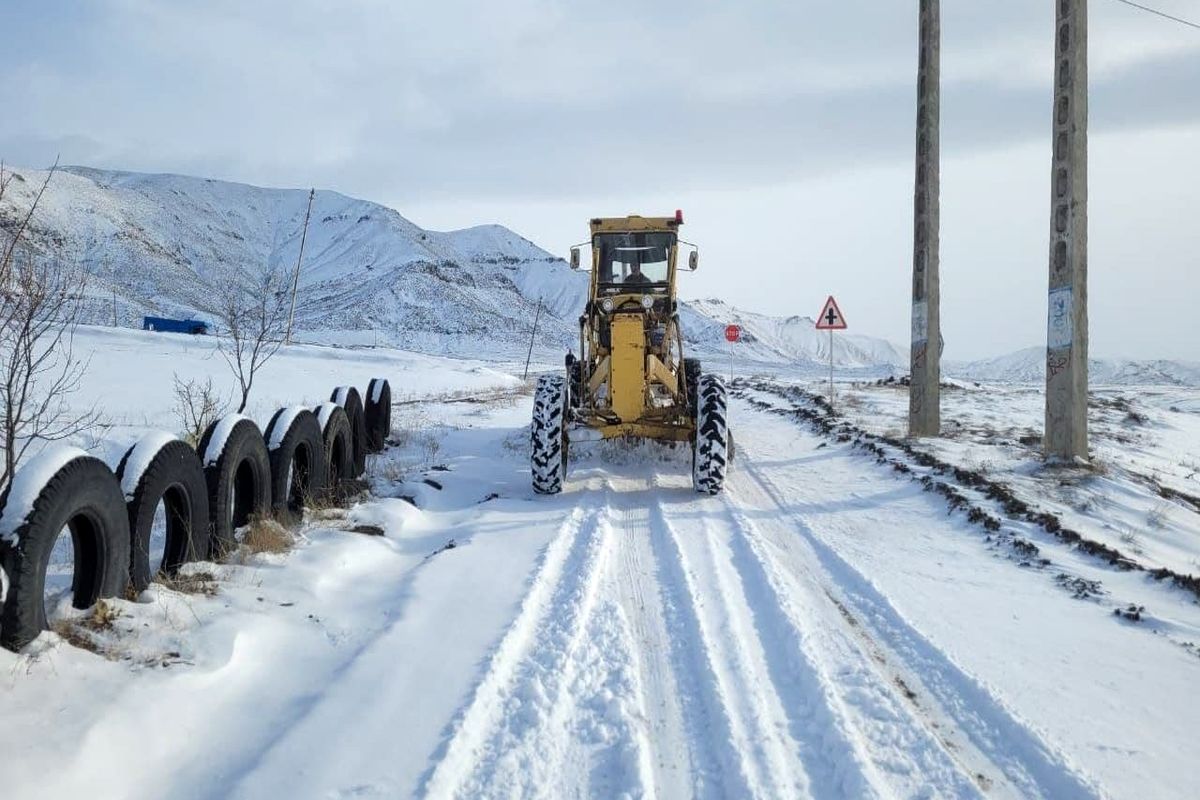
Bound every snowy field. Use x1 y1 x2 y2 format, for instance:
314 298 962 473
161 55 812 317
826 377 1200 577
1 330 1199 799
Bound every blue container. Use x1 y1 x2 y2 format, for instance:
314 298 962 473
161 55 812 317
143 317 208 335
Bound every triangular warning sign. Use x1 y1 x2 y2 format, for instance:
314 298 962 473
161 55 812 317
815 295 847 330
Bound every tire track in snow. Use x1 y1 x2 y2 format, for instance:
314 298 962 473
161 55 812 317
421 487 648 798
609 484 711 798
646 487 804 799
715 482 991 799
739 449 1108 800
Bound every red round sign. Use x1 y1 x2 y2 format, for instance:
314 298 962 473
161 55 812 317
725 324 741 343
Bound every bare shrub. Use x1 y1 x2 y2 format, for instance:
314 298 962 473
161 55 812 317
209 265 291 413
171 373 229 446
1 161 101 493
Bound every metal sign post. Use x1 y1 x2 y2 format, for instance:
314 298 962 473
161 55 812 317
725 324 741 383
829 329 834 406
815 296 848 411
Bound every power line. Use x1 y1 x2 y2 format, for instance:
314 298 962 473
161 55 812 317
1108 0 1200 30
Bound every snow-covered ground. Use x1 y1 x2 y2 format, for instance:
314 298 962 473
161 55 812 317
64 325 521 463
823 377 1200 578
2 327 1198 799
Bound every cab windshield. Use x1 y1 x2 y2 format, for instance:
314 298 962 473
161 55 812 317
596 232 673 289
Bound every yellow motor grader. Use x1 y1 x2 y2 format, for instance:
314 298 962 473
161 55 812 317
530 211 730 494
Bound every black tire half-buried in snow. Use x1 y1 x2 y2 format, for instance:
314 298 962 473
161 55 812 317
264 407 327 526
313 402 354 502
197 415 272 558
531 373 569 495
0 452 131 652
331 386 368 478
364 378 392 453
692 374 730 494
115 435 212 593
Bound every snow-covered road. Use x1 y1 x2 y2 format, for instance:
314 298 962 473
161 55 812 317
4 385 1199 799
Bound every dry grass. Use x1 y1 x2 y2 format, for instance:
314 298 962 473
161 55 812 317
308 506 349 522
839 392 866 410
394 383 529 411
155 570 220 597
240 513 294 556
1147 500 1172 530
1118 529 1146 556
373 458 408 484
50 599 122 657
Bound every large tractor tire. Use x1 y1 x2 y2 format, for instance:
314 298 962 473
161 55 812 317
313 402 355 503
692 374 730 494
264 408 327 527
0 452 131 652
331 386 368 478
364 378 392 453
531 374 569 495
115 435 211 593
197 416 272 558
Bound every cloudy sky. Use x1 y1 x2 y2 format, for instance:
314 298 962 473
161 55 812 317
2 0 1197 359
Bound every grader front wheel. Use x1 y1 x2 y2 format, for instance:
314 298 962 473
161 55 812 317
692 374 730 494
531 374 569 494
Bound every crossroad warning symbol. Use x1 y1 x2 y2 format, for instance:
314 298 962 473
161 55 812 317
815 296 847 330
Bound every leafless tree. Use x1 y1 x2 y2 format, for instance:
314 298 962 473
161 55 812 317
212 265 291 413
171 373 229 446
1 161 101 493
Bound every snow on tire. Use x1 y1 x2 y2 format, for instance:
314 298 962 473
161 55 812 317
364 378 392 453
264 407 327 526
197 415 272 558
531 373 569 495
314 402 355 502
115 435 212 593
0 450 131 652
692 374 730 495
331 386 368 478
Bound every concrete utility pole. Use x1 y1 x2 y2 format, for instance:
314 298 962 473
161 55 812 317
285 188 316 346
1045 0 1089 461
909 0 941 437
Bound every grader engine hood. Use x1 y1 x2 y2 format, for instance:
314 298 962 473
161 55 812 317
609 314 647 422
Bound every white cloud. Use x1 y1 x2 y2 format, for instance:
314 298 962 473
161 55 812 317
1 0 1197 359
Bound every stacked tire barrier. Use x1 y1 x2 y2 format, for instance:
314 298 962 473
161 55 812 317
0 377 391 653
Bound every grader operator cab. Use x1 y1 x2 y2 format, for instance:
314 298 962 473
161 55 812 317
530 211 731 494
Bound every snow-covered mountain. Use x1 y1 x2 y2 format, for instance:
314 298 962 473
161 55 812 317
948 346 1200 387
1 165 910 368
1 166 588 358
681 299 906 368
